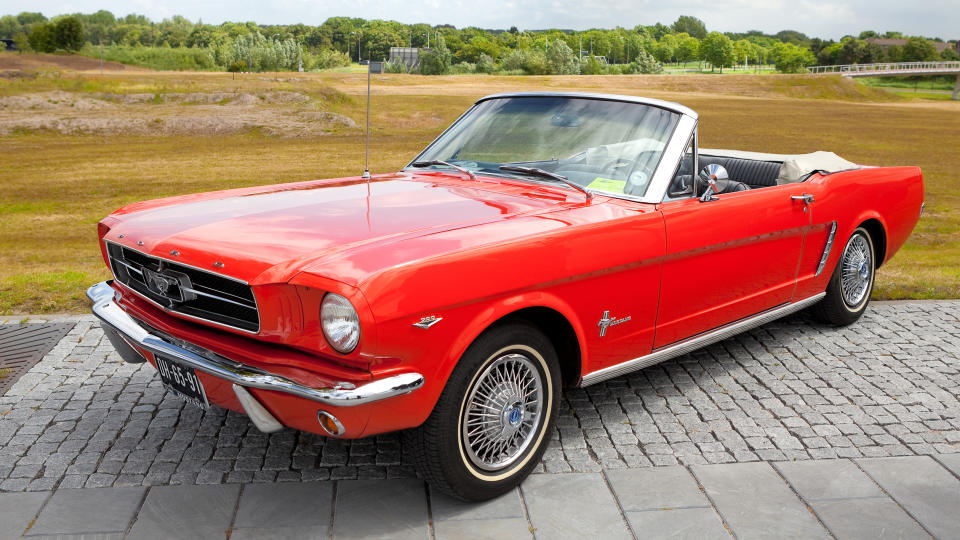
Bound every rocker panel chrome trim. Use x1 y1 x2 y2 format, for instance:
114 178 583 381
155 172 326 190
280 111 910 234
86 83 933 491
580 293 826 387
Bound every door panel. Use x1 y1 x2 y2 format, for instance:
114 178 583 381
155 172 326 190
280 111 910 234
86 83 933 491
655 184 812 348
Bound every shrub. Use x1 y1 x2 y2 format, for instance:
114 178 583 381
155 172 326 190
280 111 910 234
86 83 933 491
635 50 663 74
450 62 476 74
306 48 350 70
545 39 579 75
476 53 495 74
582 55 604 75
384 59 409 73
420 34 452 75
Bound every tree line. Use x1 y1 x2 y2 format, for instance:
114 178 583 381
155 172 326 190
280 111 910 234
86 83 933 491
1 11 955 74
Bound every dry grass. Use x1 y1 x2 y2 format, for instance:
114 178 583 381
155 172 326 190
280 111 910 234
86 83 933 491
1 58 957 313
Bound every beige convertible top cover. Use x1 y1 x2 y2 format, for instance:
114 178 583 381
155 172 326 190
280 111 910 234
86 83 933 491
699 148 860 183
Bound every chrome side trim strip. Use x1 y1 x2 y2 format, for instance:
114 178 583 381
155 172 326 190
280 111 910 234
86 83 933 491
815 221 838 277
580 292 826 387
87 281 425 407
232 384 284 433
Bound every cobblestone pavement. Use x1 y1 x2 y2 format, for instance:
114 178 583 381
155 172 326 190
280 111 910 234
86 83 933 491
0 301 958 493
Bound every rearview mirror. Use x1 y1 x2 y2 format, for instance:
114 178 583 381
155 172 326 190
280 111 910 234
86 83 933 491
698 164 729 202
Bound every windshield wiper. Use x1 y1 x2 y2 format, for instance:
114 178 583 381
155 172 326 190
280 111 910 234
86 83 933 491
498 165 593 200
410 160 476 180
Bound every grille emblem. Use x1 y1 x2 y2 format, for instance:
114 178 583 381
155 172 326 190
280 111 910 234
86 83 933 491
142 266 195 304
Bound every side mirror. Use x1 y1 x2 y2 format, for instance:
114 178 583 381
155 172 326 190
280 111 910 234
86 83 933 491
698 164 729 202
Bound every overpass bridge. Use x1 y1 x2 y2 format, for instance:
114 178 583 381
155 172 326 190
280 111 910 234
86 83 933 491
807 61 960 99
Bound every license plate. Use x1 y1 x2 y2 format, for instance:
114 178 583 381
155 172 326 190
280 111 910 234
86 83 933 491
155 355 209 409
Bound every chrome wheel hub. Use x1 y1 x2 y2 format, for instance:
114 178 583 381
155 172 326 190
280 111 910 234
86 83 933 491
462 353 544 472
840 234 872 308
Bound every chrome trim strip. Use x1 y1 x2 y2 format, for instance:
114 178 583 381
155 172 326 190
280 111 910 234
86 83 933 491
641 115 698 204
815 221 838 277
580 292 827 387
105 239 253 286
474 92 699 119
180 286 257 310
232 384 284 433
105 240 261 335
87 281 425 407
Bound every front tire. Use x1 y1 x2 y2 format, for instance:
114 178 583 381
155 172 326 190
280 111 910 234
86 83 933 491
812 226 876 326
405 323 560 501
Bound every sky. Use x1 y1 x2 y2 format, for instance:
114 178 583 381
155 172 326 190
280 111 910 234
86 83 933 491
5 0 959 41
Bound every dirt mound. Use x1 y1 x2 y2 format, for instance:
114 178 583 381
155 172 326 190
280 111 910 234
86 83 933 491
0 70 37 80
299 112 359 128
0 91 114 111
0 52 142 72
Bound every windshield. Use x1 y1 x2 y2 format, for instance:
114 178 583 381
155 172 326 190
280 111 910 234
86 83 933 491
411 96 680 198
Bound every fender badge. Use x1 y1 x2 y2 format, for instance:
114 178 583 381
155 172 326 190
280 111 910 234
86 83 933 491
413 316 443 329
598 310 631 337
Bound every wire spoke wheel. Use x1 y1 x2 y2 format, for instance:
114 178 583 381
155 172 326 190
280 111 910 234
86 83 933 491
461 353 544 472
840 233 872 308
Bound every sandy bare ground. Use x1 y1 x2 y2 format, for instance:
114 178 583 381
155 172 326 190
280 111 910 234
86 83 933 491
0 89 358 136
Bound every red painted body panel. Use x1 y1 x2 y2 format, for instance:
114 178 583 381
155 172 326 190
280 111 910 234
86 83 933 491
96 158 923 439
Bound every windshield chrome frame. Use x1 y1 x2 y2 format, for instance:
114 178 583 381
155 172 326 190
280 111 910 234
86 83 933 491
405 92 699 204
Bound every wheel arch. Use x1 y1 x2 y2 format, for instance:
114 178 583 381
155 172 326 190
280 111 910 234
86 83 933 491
858 218 887 268
488 306 582 388
446 294 587 391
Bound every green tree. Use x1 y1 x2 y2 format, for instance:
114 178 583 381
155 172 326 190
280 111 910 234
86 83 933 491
13 31 29 52
53 16 84 51
676 36 700 64
635 50 663 74
16 12 47 26
420 33 451 75
27 22 55 52
942 48 960 61
902 37 938 61
700 31 734 72
0 15 20 39
582 54 604 74
476 53 495 73
771 42 815 73
671 16 707 39
545 38 578 74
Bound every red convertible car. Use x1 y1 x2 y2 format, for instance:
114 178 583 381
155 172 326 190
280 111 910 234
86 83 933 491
88 93 923 500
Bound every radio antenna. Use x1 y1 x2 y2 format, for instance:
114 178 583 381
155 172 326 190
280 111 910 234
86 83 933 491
362 63 371 180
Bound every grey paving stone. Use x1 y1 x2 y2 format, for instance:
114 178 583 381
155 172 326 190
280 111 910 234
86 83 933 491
231 482 332 534
933 453 960 478
0 491 48 539
810 498 929 540
231 527 327 540
126 484 241 540
28 486 145 537
623 508 729 540
433 518 532 540
857 456 960 540
606 466 710 510
774 459 883 500
691 462 830 539
521 473 631 540
430 487 523 522
332 479 428 540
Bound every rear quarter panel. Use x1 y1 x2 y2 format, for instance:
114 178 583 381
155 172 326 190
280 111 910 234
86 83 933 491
794 166 923 299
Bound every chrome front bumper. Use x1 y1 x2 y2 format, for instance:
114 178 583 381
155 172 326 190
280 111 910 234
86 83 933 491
87 281 425 408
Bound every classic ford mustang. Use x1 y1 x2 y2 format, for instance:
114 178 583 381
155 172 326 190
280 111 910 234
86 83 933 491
88 92 923 500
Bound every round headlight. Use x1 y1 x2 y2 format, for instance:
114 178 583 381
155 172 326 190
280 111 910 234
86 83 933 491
320 293 360 354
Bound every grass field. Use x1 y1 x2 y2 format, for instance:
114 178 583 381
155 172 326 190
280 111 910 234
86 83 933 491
1 53 958 313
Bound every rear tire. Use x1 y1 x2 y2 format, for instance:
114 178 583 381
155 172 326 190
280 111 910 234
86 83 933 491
405 323 560 501
812 226 875 326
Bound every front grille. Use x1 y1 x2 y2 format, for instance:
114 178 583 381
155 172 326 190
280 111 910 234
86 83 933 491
106 242 260 333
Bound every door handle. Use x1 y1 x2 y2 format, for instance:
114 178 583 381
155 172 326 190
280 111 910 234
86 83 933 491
791 193 815 204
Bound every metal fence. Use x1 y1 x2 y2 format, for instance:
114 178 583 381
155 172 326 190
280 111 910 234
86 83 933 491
807 61 960 76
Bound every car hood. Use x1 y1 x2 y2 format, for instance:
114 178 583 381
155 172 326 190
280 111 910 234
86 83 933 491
103 172 586 286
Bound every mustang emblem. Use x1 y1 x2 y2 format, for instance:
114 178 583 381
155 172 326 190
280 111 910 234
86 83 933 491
142 267 195 304
598 310 631 337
